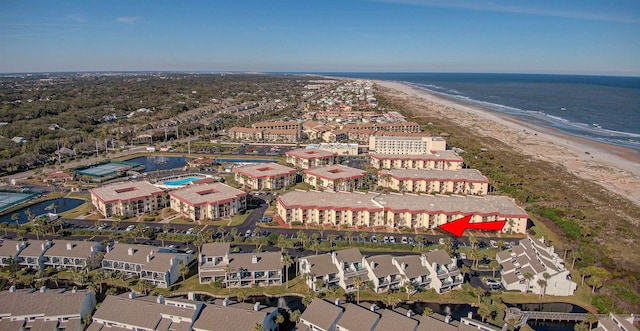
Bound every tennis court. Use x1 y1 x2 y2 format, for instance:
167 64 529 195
75 161 137 178
0 191 38 213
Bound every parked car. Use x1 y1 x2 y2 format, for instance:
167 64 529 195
383 236 389 243
371 236 377 243
389 236 396 243
125 225 135 232
459 253 467 259
186 228 194 235
401 236 408 244
486 279 500 286
408 237 414 245
489 240 498 248
245 230 252 237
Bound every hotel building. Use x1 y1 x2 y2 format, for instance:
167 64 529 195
304 165 368 191
233 163 297 190
369 151 464 170
169 182 247 221
277 191 528 233
90 181 164 218
286 148 337 169
377 169 489 195
368 135 447 154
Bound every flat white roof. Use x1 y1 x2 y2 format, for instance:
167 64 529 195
304 165 367 181
90 181 163 203
286 148 337 159
169 182 246 207
233 163 296 179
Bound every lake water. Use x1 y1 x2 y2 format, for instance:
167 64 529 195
126 156 187 172
0 197 85 224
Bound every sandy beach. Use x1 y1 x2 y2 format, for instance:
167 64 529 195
375 80 640 208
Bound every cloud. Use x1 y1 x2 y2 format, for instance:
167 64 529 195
67 14 87 23
116 16 141 25
372 0 640 24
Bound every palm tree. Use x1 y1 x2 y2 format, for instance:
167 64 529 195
274 313 285 331
496 240 505 250
230 227 238 239
310 240 321 255
282 253 293 289
112 219 121 231
472 287 484 305
252 323 265 331
359 232 367 243
477 303 491 322
422 307 433 316
236 289 248 302
346 230 353 244
139 279 152 295
327 234 335 248
537 279 547 297
218 225 226 241
297 230 307 246
302 295 313 307
523 272 535 293
11 213 20 226
585 313 598 329
277 235 287 252
469 236 477 250
460 265 471 281
488 260 500 279
290 309 302 324
382 292 400 309
179 260 189 282
48 202 58 214
354 276 364 304
314 278 324 292
317 225 324 239
574 322 590 331
224 264 234 293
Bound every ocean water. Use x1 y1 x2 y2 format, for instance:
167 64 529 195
318 73 640 150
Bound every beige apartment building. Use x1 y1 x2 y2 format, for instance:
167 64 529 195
233 163 297 190
90 181 164 218
169 182 247 221
252 120 300 131
368 135 447 154
277 191 528 233
369 151 464 170
228 127 262 141
304 165 368 191
377 168 489 195
286 148 337 169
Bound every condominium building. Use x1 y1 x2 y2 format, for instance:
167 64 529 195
369 151 464 170
252 120 300 131
298 254 340 292
377 169 489 195
0 239 27 268
304 165 368 191
496 236 577 296
101 243 193 288
277 191 528 233
593 313 639 331
228 127 262 141
286 148 337 169
193 299 278 331
262 129 299 142
169 182 247 221
343 121 422 133
422 250 464 293
42 240 104 270
317 143 359 156
233 163 297 190
198 243 283 288
16 240 50 270
90 181 164 218
90 293 203 331
0 287 96 331
368 135 447 155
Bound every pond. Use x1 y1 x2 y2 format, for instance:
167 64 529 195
0 197 86 224
126 156 187 172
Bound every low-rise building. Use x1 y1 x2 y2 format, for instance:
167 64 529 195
169 182 247 221
233 163 297 190
298 298 344 331
365 255 404 293
263 129 299 142
333 248 370 293
198 243 283 288
101 243 193 288
0 286 96 331
90 293 202 331
298 253 340 291
369 151 464 170
323 129 349 143
228 127 263 141
496 236 577 296
90 181 164 218
0 239 27 268
16 240 51 270
318 143 359 156
369 135 447 154
422 250 463 293
286 148 337 169
377 169 489 195
42 170 75 183
252 120 301 131
277 191 528 233
593 313 639 331
193 299 278 331
304 165 368 191
42 240 104 270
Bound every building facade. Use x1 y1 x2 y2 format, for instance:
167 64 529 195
90 181 164 218
368 135 447 154
304 165 368 191
277 191 528 233
233 163 297 190
169 182 247 221
286 148 337 169
369 151 464 170
377 169 489 195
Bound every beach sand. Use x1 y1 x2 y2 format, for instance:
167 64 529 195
375 80 640 208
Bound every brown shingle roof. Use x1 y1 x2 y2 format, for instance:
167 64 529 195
374 309 418 331
367 255 400 278
337 303 380 331
335 247 364 264
304 254 339 276
300 299 343 331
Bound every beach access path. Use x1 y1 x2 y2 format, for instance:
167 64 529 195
375 80 640 210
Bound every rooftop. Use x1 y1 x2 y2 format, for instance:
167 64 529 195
90 181 163 203
169 182 246 207
233 163 296 179
304 164 367 181
379 168 488 183
370 150 463 161
286 148 337 159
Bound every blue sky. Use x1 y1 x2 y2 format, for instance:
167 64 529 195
1 0 639 75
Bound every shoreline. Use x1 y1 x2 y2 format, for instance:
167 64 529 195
374 80 640 207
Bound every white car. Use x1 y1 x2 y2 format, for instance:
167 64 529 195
389 236 396 243
125 225 135 232
459 253 467 259
486 279 500 286
489 240 498 248
186 228 194 235
401 236 408 244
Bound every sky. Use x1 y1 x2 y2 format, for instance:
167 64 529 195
1 0 639 75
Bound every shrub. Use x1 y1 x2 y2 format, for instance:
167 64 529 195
291 221 303 226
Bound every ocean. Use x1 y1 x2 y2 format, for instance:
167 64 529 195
317 73 640 151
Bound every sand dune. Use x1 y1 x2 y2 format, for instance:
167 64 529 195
375 80 640 207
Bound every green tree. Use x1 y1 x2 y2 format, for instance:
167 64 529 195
311 240 321 255
460 265 471 281
290 309 302 324
346 230 353 244
302 295 313 307
537 279 547 297
354 276 364 304
478 303 492 322
252 323 265 331
574 322 590 331
585 312 598 329
179 260 189 282
488 260 500 279
382 292 401 309
282 253 293 289
274 313 285 331
237 289 248 302
472 287 484 305
224 264 234 293
523 272 535 293
11 213 20 226
422 307 433 316
276 235 287 252
327 234 335 248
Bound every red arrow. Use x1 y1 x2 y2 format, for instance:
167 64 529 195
439 215 507 237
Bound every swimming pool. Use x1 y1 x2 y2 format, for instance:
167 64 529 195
163 177 201 186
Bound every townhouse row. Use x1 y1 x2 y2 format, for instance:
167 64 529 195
277 190 528 233
0 239 193 288
298 247 463 294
